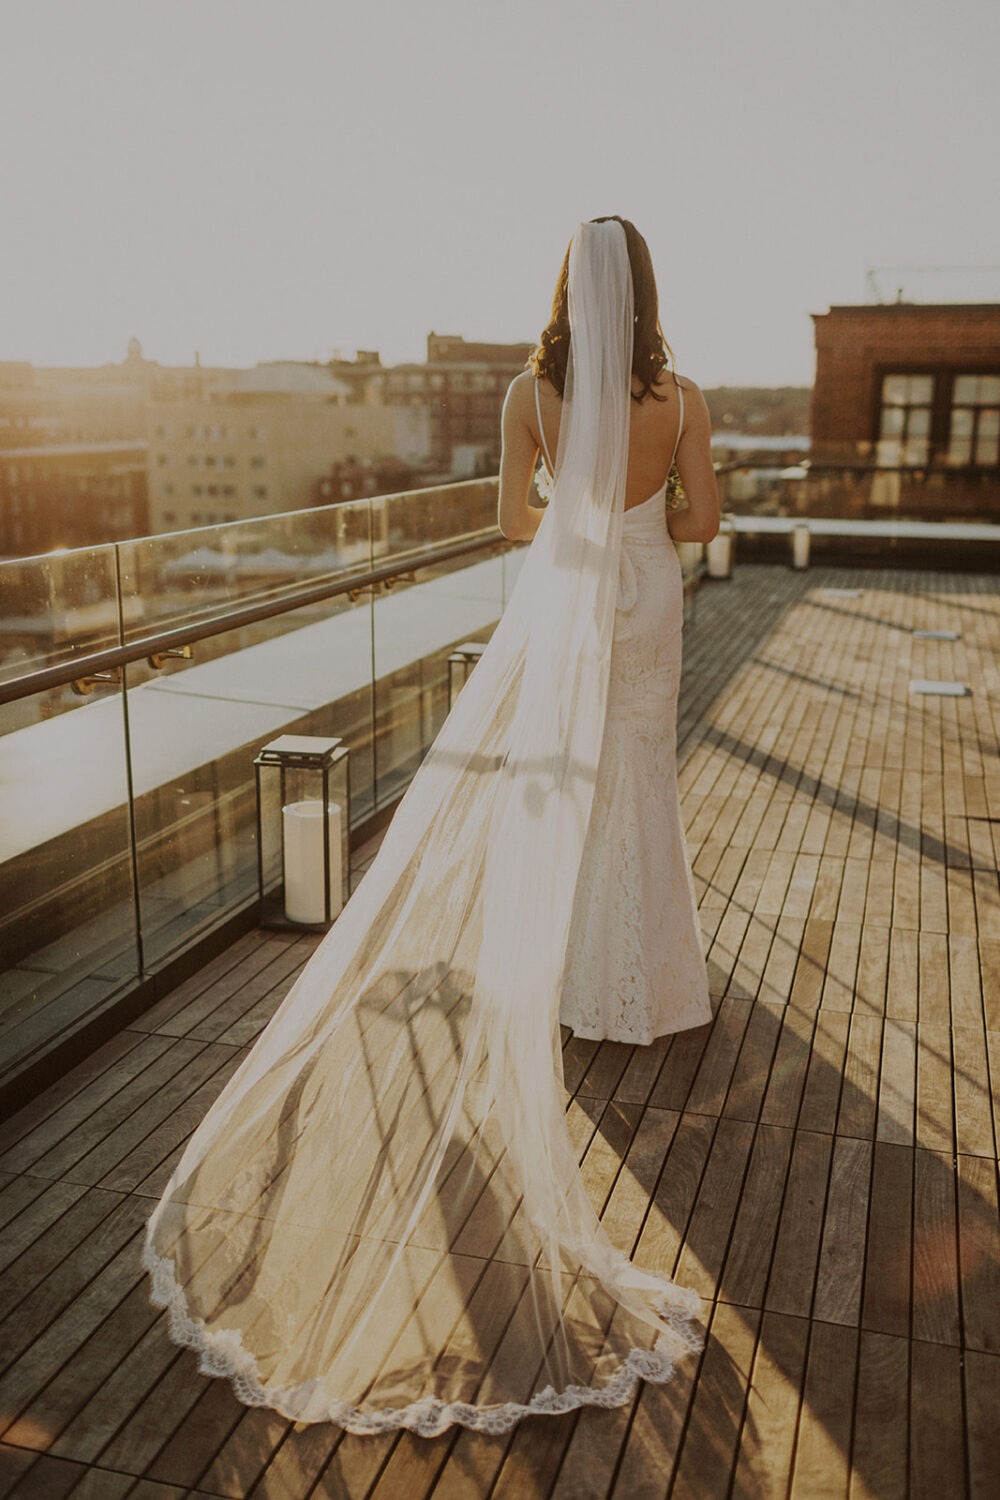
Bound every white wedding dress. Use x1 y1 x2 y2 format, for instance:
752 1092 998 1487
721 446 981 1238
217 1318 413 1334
552 378 713 1043
144 222 708 1437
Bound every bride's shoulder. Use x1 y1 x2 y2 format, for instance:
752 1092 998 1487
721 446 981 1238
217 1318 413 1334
504 369 538 404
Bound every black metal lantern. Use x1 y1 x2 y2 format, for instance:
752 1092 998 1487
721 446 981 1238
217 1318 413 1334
254 735 351 930
447 640 486 710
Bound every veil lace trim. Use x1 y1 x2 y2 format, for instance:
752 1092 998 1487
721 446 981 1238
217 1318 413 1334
143 1241 703 1436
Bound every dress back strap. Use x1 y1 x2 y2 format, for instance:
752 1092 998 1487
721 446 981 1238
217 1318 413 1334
669 372 685 470
534 377 556 473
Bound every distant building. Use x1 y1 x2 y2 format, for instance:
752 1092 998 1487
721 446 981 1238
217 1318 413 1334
146 362 430 533
811 303 1000 494
0 440 148 557
380 333 532 471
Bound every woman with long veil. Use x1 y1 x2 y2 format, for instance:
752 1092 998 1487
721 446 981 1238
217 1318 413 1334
144 216 721 1436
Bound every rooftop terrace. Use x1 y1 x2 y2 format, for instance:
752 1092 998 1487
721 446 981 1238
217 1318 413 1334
0 559 997 1499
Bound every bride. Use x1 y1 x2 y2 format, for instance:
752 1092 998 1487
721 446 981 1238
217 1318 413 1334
144 216 721 1436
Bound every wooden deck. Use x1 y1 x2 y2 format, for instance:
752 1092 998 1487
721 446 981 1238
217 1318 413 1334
0 561 998 1500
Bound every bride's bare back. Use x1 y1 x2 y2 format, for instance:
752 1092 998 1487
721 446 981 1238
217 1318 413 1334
498 367 720 543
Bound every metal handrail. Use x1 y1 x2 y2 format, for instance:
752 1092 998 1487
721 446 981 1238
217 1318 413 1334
0 527 512 707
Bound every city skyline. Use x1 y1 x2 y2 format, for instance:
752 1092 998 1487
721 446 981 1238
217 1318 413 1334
2 0 998 388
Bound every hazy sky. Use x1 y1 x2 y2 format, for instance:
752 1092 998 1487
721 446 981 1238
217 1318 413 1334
1 0 997 386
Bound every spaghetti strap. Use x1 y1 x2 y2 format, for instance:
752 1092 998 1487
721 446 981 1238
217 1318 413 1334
669 373 685 470
534 376 556 473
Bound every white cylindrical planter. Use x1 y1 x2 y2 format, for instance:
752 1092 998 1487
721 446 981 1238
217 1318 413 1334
282 800 343 924
706 521 733 579
791 523 811 570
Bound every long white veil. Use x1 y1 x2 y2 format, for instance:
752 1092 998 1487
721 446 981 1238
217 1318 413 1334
144 219 704 1436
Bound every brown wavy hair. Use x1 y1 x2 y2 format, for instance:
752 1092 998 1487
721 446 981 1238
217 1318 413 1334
529 216 673 403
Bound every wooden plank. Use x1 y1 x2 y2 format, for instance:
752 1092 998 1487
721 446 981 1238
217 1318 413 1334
674 1117 756 1302
0 1184 124 1311
798 1010 850 1135
964 1348 1000 1500
0 1228 145 1433
759 1007 816 1129
668 1302 759 1500
837 1013 882 1141
849 1330 909 1500
820 920 862 1012
0 1194 147 1381
2 1278 159 1454
683 998 751 1119
860 1142 912 1339
788 1320 858 1500
729 1309 809 1498
757 914 804 1005
885 928 918 1022
722 1002 784 1124
813 1137 872 1326
876 1020 915 1146
720 1123 794 1312
633 1112 717 1282
789 918 833 1013
139 1372 245 1490
956 1152 1000 1354
914 1022 953 1153
855 925 889 1018
909 1338 966 1500
12 1037 212 1181
952 1025 996 1158
0 1027 152 1160
766 1130 834 1319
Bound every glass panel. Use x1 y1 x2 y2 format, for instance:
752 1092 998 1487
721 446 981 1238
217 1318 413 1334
372 547 505 806
876 436 902 467
974 433 999 466
373 479 498 570
954 374 979 404
116 499 374 645
0 673 139 1091
979 375 1000 404
880 406 905 437
127 581 374 970
977 408 1000 439
907 407 931 438
950 408 974 438
948 436 972 466
0 545 119 692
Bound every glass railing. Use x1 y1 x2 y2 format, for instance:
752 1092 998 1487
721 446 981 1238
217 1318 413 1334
716 459 1000 525
0 478 521 1095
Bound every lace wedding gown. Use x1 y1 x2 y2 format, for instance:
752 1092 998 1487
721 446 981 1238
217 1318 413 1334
144 221 708 1436
554 378 713 1043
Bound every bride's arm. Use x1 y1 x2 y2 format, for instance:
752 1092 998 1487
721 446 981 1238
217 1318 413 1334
667 380 721 544
497 374 546 542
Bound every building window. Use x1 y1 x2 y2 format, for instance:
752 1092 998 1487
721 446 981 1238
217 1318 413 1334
877 374 933 466
156 454 169 466
164 510 176 524
250 456 266 469
252 485 267 498
948 374 1000 467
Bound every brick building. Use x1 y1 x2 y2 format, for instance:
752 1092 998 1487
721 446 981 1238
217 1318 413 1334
0 441 148 557
810 304 1000 518
381 333 533 472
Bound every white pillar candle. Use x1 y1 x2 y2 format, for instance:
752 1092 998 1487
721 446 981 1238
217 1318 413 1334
282 800 343 924
792 523 811 570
